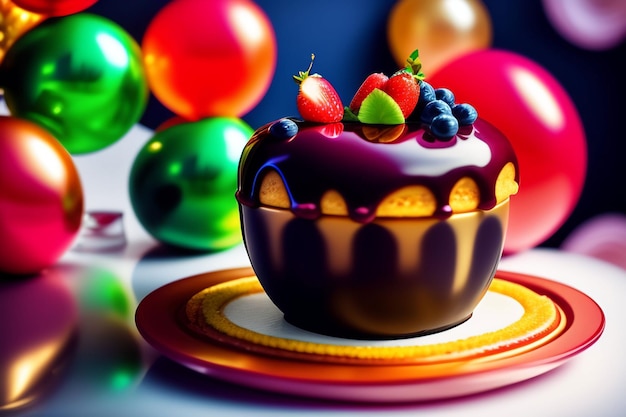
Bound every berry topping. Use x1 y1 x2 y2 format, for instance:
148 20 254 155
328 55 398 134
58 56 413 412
416 80 436 113
452 103 478 126
349 72 388 114
430 114 459 140
269 118 299 140
290 50 479 140
435 88 455 107
293 54 344 123
345 49 424 124
417 92 477 139
383 70 420 118
420 100 452 125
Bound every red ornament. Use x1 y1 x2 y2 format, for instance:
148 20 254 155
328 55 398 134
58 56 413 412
11 0 98 16
0 116 84 275
142 0 277 120
430 50 587 254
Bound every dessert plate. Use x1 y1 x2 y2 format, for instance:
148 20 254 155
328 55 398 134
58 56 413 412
135 267 604 403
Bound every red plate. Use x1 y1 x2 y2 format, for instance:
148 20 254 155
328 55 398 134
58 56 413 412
135 268 604 403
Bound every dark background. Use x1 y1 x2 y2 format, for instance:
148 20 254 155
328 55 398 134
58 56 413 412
85 0 626 249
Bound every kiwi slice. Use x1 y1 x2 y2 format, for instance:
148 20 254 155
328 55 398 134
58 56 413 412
358 89 405 125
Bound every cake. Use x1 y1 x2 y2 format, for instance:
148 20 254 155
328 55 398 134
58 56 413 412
236 50 519 339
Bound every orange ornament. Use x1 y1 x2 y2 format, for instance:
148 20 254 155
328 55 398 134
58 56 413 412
387 0 492 75
142 0 277 120
0 0 45 64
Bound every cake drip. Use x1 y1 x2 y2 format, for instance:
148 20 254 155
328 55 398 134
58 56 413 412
237 119 518 223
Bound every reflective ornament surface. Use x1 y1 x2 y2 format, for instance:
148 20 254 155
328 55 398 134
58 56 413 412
0 116 83 275
387 0 492 75
0 13 148 154
0 0 45 64
142 0 276 119
430 50 587 253
11 0 97 16
129 117 252 251
542 0 626 50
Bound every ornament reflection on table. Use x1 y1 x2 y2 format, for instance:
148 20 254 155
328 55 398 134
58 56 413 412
0 270 78 410
59 264 143 396
0 12 148 154
429 49 587 254
73 211 127 253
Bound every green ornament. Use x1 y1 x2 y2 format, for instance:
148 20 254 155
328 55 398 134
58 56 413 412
129 117 252 251
0 14 148 154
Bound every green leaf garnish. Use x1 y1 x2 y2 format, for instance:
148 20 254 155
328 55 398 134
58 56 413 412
406 49 425 81
357 89 405 125
293 53 316 84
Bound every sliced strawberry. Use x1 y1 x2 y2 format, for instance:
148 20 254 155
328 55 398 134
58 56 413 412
349 72 388 114
383 70 420 118
348 49 425 122
293 55 343 123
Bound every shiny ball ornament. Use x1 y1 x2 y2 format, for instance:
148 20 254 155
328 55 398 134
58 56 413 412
0 13 148 154
129 117 252 251
11 0 98 16
0 0 46 64
387 0 492 75
429 50 587 254
542 0 626 50
142 0 277 120
0 116 84 276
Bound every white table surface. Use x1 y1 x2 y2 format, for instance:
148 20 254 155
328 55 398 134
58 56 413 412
8 122 626 417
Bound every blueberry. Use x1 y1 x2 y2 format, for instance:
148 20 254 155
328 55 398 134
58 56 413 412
417 81 436 108
420 99 452 125
435 88 455 107
452 103 478 125
269 118 298 140
430 114 459 140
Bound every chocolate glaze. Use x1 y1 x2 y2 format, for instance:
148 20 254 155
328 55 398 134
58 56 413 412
237 119 518 222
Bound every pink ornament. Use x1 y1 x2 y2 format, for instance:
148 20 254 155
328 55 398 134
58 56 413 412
430 50 587 254
0 116 84 276
542 0 626 50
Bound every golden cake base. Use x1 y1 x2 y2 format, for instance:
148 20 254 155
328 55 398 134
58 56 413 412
185 275 564 366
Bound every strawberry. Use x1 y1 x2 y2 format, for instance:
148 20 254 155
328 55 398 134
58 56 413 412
349 72 388 114
293 54 343 123
347 50 426 121
383 70 420 118
384 49 426 119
